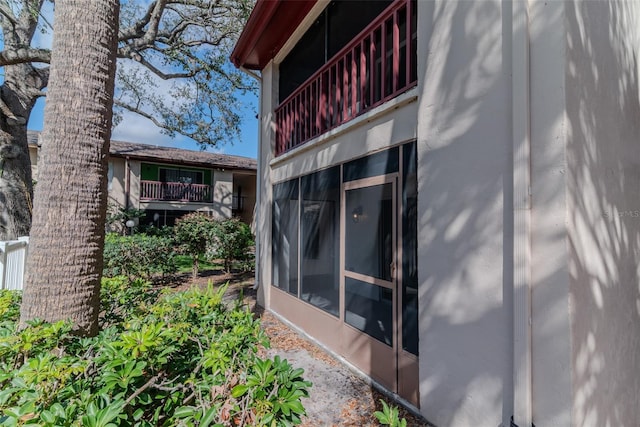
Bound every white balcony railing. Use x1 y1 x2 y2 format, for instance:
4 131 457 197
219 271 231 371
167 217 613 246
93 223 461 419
140 180 212 203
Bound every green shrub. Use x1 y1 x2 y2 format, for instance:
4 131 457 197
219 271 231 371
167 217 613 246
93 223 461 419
209 219 254 273
174 213 217 278
374 399 408 427
99 277 159 328
0 282 311 426
103 233 178 281
0 291 20 323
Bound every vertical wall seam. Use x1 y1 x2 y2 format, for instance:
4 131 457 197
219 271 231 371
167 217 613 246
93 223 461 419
512 0 533 426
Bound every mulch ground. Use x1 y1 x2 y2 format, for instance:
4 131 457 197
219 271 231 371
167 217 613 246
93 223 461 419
259 311 431 427
166 268 431 427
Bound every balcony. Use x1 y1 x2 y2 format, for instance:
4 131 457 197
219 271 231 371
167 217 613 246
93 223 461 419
275 0 417 156
140 180 212 203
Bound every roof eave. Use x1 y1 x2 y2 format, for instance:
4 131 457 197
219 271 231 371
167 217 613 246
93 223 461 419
231 0 318 71
231 0 280 70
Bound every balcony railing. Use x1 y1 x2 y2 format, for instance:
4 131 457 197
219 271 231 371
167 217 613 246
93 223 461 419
275 0 417 156
140 180 212 203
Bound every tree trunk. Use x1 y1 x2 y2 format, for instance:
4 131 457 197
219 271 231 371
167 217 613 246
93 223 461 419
20 0 119 336
0 61 46 241
0 0 48 241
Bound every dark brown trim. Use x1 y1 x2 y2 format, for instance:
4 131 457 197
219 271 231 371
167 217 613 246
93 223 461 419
231 0 318 70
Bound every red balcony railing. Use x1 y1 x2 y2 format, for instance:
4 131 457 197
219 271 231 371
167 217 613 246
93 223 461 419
275 0 417 156
140 180 212 203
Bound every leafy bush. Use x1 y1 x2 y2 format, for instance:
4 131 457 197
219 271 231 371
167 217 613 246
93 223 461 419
174 213 217 278
103 233 178 281
374 400 408 427
0 282 311 426
0 290 20 323
209 219 254 273
99 277 159 328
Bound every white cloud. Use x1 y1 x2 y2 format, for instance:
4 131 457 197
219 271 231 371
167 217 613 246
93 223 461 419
111 111 225 154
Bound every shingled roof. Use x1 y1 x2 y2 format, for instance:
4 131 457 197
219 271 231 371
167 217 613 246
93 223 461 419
27 131 256 171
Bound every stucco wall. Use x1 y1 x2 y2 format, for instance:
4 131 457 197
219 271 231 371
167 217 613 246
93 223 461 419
415 1 512 425
128 159 141 209
255 63 277 308
107 157 127 208
528 1 573 426
565 1 640 425
212 170 233 219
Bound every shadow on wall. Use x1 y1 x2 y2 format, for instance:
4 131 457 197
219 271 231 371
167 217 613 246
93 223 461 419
414 1 514 425
565 1 640 426
258 0 639 425
415 0 586 425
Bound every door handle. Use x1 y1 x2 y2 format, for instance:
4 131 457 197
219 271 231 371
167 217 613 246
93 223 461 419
390 261 396 280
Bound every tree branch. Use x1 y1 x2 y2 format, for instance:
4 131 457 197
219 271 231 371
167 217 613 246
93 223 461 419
0 1 18 26
124 373 165 406
118 1 159 42
117 48 197 80
0 47 50 65
114 99 166 129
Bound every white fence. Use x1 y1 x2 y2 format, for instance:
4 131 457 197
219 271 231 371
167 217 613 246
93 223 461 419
0 236 29 291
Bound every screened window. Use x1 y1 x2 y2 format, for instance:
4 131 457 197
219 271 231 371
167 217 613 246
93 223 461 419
343 146 398 182
300 166 340 316
159 168 203 184
271 142 418 351
272 179 299 296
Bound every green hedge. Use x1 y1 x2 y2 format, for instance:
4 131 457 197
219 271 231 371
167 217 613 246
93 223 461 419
103 233 178 281
0 283 311 426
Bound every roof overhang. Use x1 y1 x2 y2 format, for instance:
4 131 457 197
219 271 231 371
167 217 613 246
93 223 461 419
231 0 317 70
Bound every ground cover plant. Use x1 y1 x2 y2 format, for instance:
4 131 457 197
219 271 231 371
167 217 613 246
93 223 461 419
0 282 311 426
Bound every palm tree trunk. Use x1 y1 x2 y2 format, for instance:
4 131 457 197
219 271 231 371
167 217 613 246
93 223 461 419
20 0 119 336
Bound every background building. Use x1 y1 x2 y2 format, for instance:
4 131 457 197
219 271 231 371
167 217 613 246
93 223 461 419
28 131 257 227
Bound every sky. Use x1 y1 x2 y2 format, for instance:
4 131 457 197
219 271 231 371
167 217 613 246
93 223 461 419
21 0 260 160
27 91 260 159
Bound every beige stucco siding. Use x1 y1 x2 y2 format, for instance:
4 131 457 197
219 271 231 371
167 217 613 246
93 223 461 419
127 159 141 209
107 157 127 208
528 1 573 426
212 170 233 219
249 0 640 424
416 1 512 425
255 63 276 308
566 1 640 426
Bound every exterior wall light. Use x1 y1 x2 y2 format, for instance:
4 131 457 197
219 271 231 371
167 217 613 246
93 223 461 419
352 206 363 223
